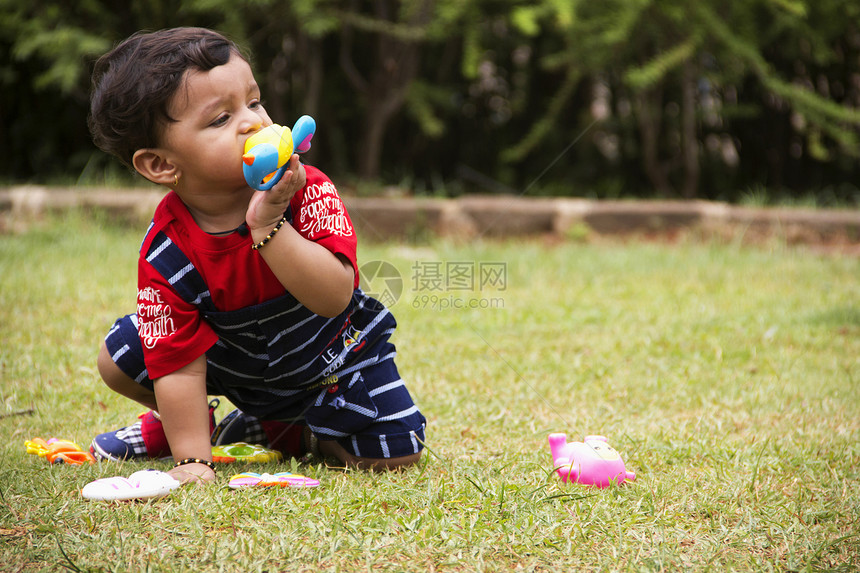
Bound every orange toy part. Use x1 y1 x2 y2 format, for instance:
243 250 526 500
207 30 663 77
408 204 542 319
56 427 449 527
25 437 96 465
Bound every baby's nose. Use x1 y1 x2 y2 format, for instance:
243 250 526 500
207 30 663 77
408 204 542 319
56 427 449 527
244 119 263 134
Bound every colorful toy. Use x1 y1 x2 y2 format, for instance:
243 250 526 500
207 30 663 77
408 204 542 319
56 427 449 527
25 437 96 465
82 469 180 501
548 433 636 487
228 472 320 489
243 115 316 190
211 442 283 463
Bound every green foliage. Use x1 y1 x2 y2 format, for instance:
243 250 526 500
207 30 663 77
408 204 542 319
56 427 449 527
695 1 860 150
510 6 542 37
289 0 341 37
405 80 448 138
459 16 483 79
1 0 859 198
12 26 107 94
500 67 580 163
624 36 698 90
0 0 110 95
502 0 860 197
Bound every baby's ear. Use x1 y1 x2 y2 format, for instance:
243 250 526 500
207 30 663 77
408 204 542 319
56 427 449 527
132 149 177 187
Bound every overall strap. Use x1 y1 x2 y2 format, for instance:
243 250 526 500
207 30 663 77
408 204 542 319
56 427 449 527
143 231 217 313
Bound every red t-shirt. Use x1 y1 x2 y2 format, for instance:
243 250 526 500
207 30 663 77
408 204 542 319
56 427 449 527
136 166 358 379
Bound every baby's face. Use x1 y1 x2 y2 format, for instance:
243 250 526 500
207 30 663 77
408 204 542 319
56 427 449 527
160 53 272 192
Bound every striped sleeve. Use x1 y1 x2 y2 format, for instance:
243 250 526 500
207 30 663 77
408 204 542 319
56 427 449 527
137 231 218 380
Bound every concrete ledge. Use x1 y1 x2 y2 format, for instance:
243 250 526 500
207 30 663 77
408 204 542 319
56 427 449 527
342 197 447 240
2 185 858 246
581 200 707 234
1 186 165 224
721 205 860 243
458 196 559 237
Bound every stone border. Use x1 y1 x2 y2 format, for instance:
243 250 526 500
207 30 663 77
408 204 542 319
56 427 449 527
343 195 860 245
0 186 164 225
2 185 858 245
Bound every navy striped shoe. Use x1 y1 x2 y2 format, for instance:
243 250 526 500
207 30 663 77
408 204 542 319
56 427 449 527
90 399 221 461
210 408 267 446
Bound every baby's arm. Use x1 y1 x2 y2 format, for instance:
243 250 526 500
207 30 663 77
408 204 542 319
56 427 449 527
245 155 354 317
153 354 215 483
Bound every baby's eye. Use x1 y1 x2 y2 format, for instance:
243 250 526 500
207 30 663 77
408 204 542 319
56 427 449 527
210 113 229 127
250 99 265 111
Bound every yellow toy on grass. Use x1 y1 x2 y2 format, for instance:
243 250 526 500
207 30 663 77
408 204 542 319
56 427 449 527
26 437 96 465
211 442 283 463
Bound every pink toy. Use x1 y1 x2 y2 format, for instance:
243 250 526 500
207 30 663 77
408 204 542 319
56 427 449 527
228 472 320 489
548 433 636 487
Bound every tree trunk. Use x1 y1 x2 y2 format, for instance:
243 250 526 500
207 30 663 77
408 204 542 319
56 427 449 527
340 0 433 180
357 45 419 179
301 35 323 119
680 59 700 198
636 86 673 196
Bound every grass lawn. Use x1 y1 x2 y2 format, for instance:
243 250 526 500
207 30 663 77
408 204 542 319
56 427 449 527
1 211 858 572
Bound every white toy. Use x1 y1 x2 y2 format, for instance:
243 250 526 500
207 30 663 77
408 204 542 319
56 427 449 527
81 469 180 501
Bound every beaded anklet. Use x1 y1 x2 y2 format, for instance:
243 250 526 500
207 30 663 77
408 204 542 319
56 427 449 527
299 429 321 464
308 431 320 457
173 458 216 473
251 216 287 250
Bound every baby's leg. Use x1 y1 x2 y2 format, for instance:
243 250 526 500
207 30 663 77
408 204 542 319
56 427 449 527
98 340 157 411
306 357 427 471
311 428 422 470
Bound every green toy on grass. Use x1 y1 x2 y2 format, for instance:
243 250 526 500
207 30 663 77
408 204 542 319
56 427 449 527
211 442 283 463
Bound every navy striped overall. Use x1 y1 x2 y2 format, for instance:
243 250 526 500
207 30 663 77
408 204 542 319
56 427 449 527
106 223 426 459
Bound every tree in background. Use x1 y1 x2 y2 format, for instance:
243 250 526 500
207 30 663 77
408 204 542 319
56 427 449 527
0 1 109 180
0 0 256 182
502 0 860 200
1 0 858 202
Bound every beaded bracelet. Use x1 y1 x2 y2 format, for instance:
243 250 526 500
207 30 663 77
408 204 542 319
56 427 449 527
173 458 216 473
251 215 287 250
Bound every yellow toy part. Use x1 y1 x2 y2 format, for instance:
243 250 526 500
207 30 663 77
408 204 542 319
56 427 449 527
211 442 283 463
242 124 293 190
242 116 315 191
26 437 78 457
25 437 96 465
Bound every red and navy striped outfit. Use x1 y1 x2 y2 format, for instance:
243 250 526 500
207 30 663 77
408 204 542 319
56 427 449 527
105 167 425 459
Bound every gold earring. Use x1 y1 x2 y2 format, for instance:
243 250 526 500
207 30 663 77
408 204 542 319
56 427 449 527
174 174 179 187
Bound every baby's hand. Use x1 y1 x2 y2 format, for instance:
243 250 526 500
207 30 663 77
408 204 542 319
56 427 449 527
246 154 306 232
168 462 217 485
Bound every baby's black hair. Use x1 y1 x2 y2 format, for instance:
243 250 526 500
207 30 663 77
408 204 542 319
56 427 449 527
89 27 246 168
